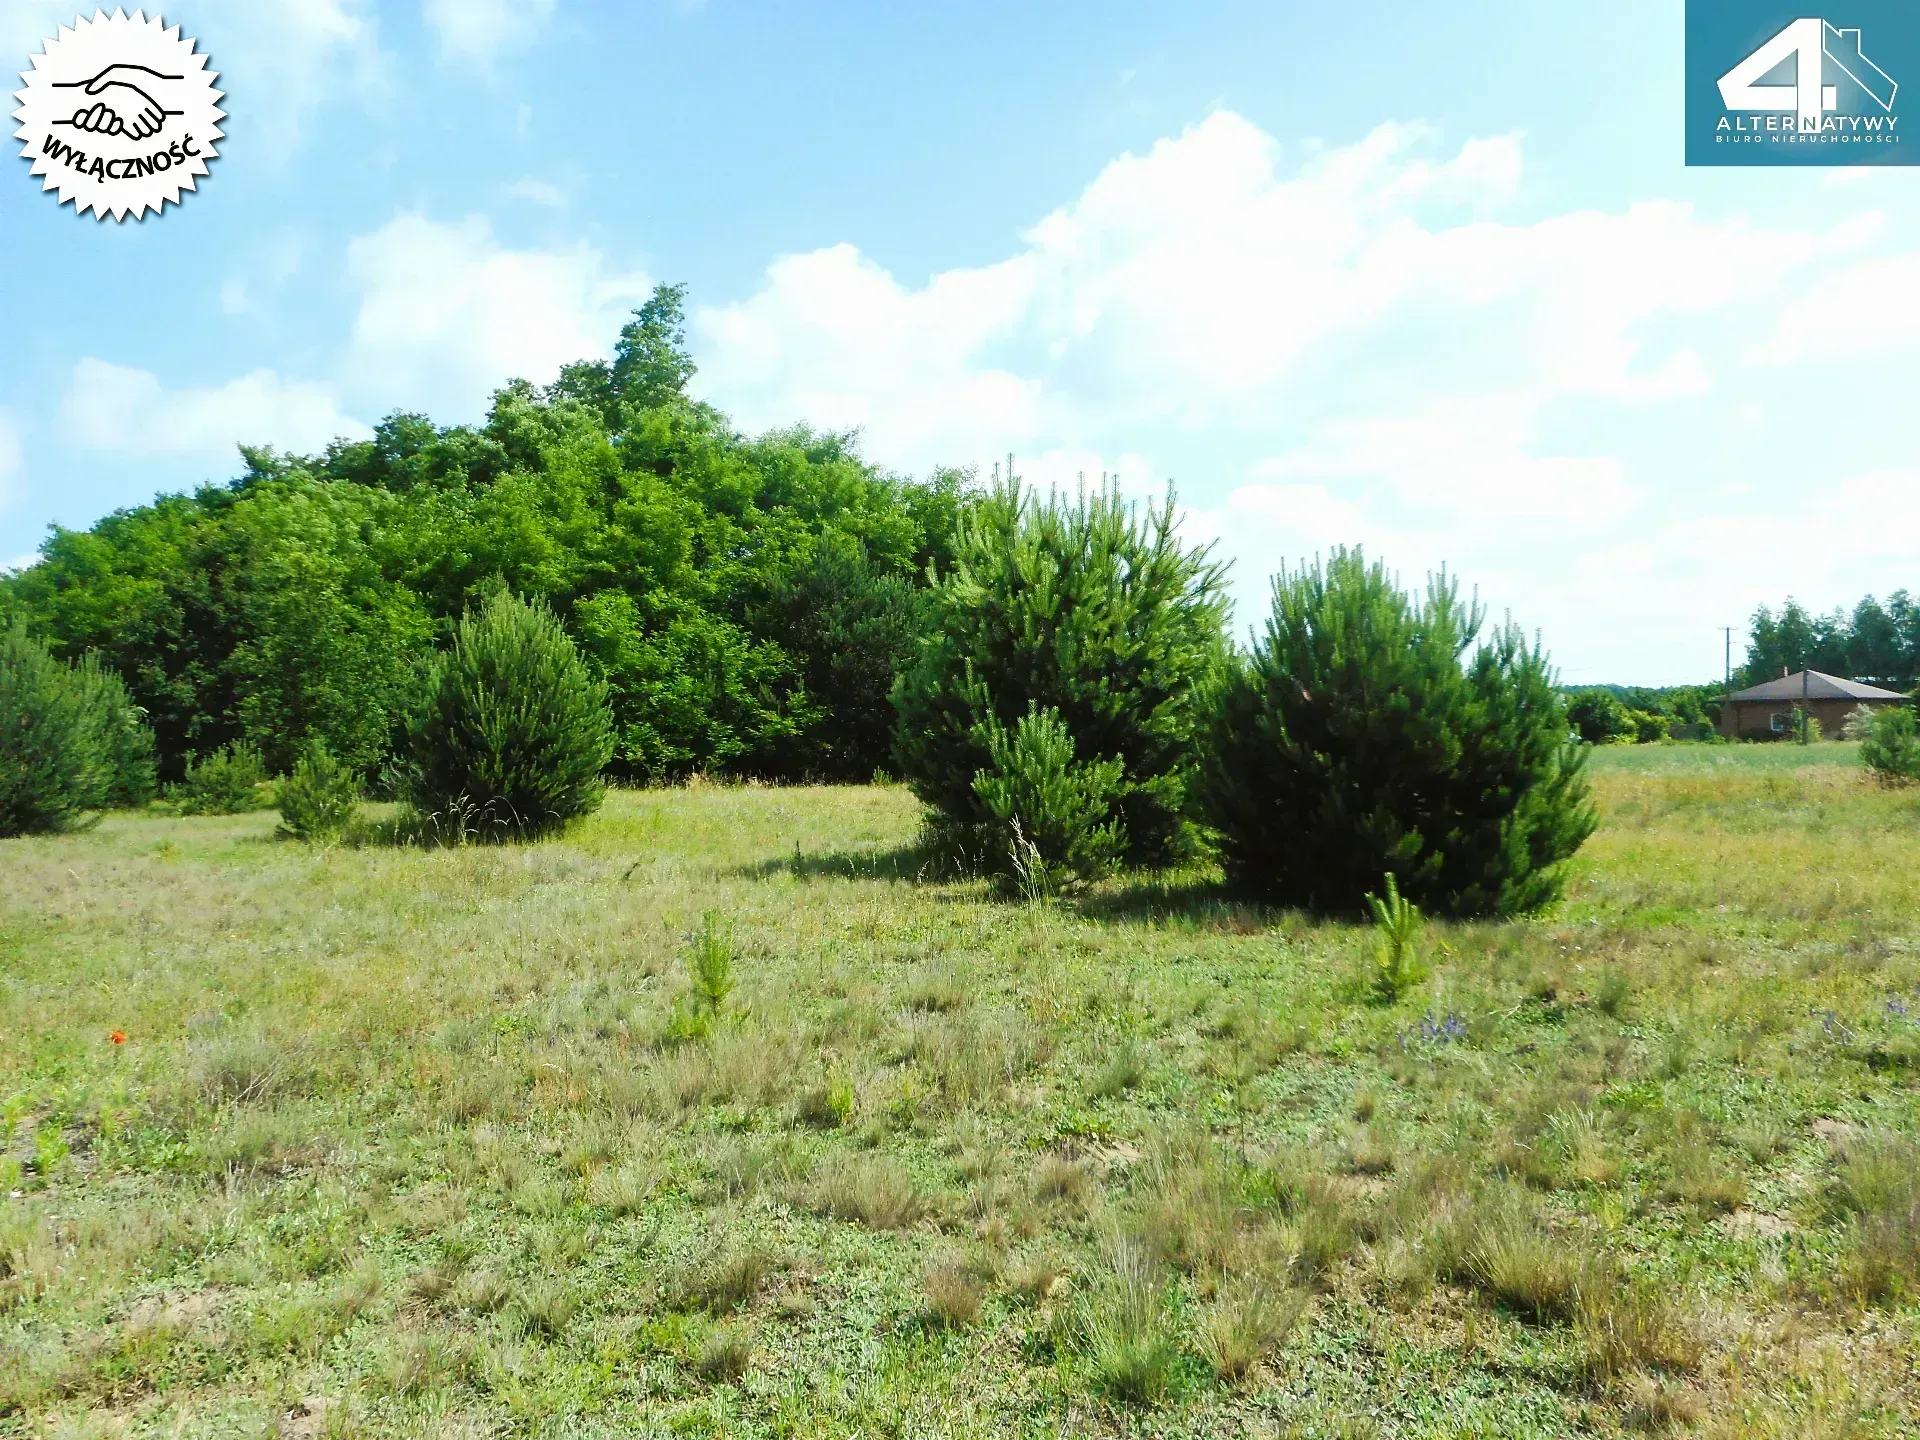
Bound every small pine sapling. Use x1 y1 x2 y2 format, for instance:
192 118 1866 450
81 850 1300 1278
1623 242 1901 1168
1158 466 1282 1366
1367 873 1429 1002
668 910 737 1041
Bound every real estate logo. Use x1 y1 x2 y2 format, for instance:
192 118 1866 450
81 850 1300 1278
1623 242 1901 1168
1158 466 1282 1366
1687 3 1918 165
12 9 224 220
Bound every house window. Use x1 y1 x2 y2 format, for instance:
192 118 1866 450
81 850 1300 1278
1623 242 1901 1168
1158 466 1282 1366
1770 712 1788 734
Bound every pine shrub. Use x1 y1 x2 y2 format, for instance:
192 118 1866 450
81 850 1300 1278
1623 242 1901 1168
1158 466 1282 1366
1861 705 1920 785
2 620 113 835
1201 549 1595 917
170 742 270 815
276 741 361 842
75 657 158 808
400 591 614 842
893 477 1227 883
970 706 1125 895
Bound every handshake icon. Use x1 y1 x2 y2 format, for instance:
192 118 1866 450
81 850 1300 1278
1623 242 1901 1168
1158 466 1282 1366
53 64 182 141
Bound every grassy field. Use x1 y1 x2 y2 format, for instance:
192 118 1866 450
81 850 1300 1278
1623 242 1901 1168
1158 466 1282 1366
3 744 1918 1438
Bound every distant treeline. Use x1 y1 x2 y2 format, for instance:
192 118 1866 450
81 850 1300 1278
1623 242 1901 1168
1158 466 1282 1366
1565 591 1920 746
1742 593 1920 690
1 286 966 785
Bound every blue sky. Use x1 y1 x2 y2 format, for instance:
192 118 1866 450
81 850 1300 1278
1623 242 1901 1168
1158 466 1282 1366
4 0 1918 683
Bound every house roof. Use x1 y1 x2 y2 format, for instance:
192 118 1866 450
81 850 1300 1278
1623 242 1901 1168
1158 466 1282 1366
1727 669 1908 703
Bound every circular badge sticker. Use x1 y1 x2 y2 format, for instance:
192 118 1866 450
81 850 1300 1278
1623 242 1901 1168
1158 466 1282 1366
12 10 223 221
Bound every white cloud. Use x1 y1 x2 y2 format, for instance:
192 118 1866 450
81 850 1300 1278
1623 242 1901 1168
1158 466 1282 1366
691 110 1916 682
1253 395 1639 523
698 242 1042 463
59 359 367 457
48 208 648 470
343 212 652 420
422 0 555 66
697 114 1847 463
1750 251 1920 365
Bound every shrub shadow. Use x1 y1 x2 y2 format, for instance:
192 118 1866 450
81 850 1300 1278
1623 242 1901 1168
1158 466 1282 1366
1069 872 1281 931
733 841 938 885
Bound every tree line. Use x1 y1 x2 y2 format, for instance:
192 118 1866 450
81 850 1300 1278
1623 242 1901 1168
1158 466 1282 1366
2 287 962 788
3 285 1598 917
1742 593 1920 690
1561 589 1920 748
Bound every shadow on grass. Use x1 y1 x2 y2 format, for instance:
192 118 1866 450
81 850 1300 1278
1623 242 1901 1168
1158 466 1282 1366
737 843 1303 933
732 841 939 884
1070 871 1284 931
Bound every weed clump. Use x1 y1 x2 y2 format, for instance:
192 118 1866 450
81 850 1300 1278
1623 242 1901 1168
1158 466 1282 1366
793 1076 854 1129
1578 1278 1701 1377
1829 1132 1920 1304
808 1154 925 1231
695 1320 753 1383
1461 1211 1584 1322
378 1329 471 1396
669 1244 776 1314
1198 1278 1308 1384
1079 1235 1181 1407
922 1253 988 1328
1091 1038 1147 1099
511 1278 578 1338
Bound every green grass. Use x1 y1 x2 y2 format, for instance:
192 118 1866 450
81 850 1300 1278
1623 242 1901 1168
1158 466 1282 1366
3 756 1918 1436
1584 739 1862 774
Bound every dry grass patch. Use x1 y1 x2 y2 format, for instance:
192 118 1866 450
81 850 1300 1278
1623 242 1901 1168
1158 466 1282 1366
922 1252 988 1328
807 1154 926 1230
694 1320 754 1383
1198 1278 1308 1384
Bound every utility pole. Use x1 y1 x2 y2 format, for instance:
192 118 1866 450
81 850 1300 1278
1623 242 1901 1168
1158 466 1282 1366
1723 627 1732 740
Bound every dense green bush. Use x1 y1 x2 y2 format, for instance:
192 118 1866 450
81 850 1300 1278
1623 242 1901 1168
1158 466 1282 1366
0 287 962 789
1861 705 1920 785
1566 690 1629 745
893 478 1228 880
400 591 614 842
169 742 270 815
276 741 362 842
970 706 1126 895
3 621 113 835
1568 689 1671 746
1627 709 1669 744
1200 549 1595 918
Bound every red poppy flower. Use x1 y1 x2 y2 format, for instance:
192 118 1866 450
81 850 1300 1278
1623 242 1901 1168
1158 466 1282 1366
109 1030 127 1045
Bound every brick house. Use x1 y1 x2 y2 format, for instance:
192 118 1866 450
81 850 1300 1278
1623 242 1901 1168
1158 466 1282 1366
1717 669 1908 740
